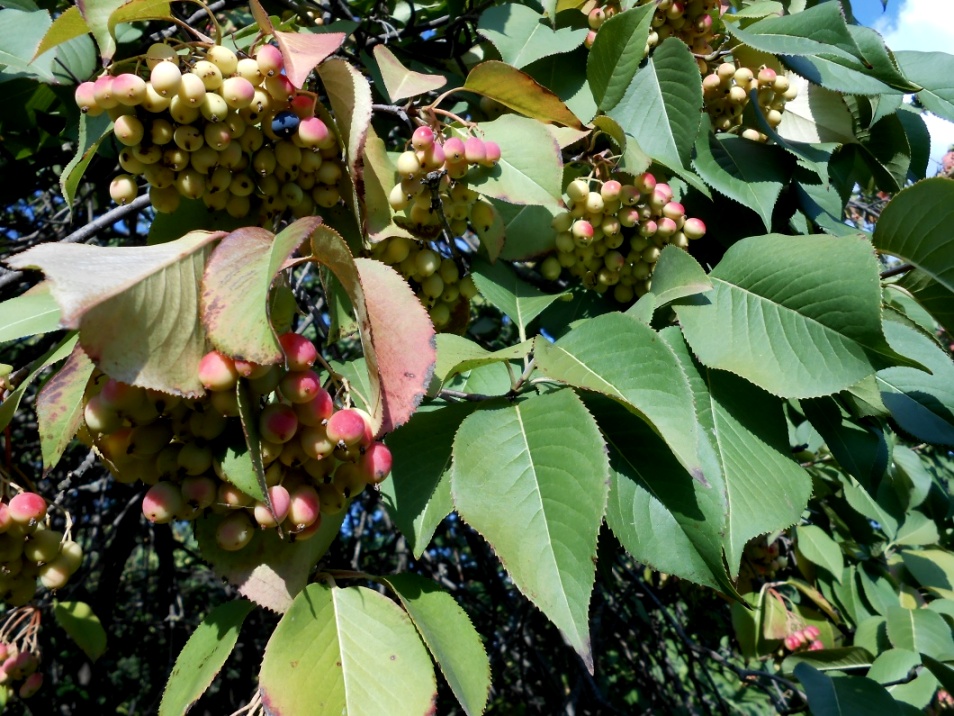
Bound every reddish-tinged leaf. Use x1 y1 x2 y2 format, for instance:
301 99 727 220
355 258 436 434
372 44 446 102
37 343 94 473
194 510 345 613
7 231 224 396
202 219 317 365
248 0 275 36
274 30 345 89
309 227 435 436
318 59 373 227
464 60 584 129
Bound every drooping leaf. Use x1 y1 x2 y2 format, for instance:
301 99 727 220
274 29 345 89
876 320 954 447
587 3 654 111
37 343 94 472
33 5 88 59
459 114 565 209
895 51 954 124
195 510 345 613
0 334 77 433
379 402 479 558
7 231 224 396
645 245 712 310
776 76 856 145
371 44 446 102
59 112 112 214
451 389 610 670
607 37 702 169
692 123 793 230
52 600 107 663
535 313 704 483
259 583 437 714
470 258 565 336
796 525 845 581
464 61 584 129
158 600 254 716
674 233 919 399
75 0 125 62
0 282 61 342
781 647 875 676
477 4 587 70
383 574 490 716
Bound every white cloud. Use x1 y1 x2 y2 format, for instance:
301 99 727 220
874 0 954 173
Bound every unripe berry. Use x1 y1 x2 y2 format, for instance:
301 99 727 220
588 7 606 30
683 217 706 240
235 57 263 83
150 60 182 96
299 424 335 460
74 81 101 114
110 174 138 205
662 202 685 221
253 485 291 527
279 332 318 370
112 73 148 106
216 511 255 551
113 115 144 146
206 45 238 75
259 403 299 444
142 482 184 524
177 441 213 476
23 528 63 563
146 42 177 69
255 44 284 76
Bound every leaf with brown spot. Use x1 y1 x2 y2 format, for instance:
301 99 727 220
274 30 346 89
202 219 317 365
372 44 446 102
6 231 224 396
464 60 584 129
37 343 94 473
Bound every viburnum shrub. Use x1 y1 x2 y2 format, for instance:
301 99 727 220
1 0 954 714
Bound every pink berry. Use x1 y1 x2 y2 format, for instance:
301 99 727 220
463 136 486 165
259 403 299 444
804 625 821 639
253 485 291 527
662 202 685 221
279 369 322 404
290 94 314 118
635 172 656 194
198 350 239 391
294 388 334 426
325 408 369 447
298 117 329 147
411 126 434 150
255 44 284 76
360 442 393 484
112 73 147 105
142 482 184 524
287 485 321 528
278 332 318 371
180 476 217 511
443 137 465 162
481 140 501 167
683 217 706 240
18 672 42 699
74 81 99 113
808 640 824 651
8 493 47 526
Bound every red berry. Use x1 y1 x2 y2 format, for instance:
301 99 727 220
253 485 291 527
411 126 434 150
464 137 486 165
278 332 318 371
8 493 47 526
294 388 334 426
259 403 299 444
198 350 239 391
360 442 393 484
142 482 184 524
481 140 501 167
279 369 322 404
287 485 321 528
325 409 369 447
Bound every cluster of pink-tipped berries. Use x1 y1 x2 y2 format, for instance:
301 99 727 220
541 172 706 303
702 62 798 141
377 124 498 329
81 333 392 553
783 625 822 652
75 41 343 223
0 493 83 606
0 641 43 700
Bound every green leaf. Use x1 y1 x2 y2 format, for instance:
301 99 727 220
858 563 901 616
535 313 704 482
470 258 565 336
218 384 266 504
0 283 61 342
796 525 844 581
781 647 875 676
838 473 898 539
432 334 530 388
371 44 446 102
76 0 126 61
0 7 51 77
885 606 954 661
259 583 436 715
464 61 584 129
595 396 734 594
52 600 107 663
477 3 587 69
781 53 907 98
895 51 954 124
607 37 702 169
902 549 954 601
7 231 223 396
674 233 918 399
921 654 954 694
460 114 565 209
36 343 94 473
0 334 76 433
876 320 954 447
32 5 88 65
524 48 598 126
794 663 903 716
662 328 812 575
159 600 254 716
202 220 315 365
646 245 712 310
777 77 856 145
857 114 911 194
727 4 864 63
875 178 954 296
801 396 888 484
379 402 478 558
59 112 112 214
692 123 793 230
383 574 490 716
895 512 940 547
493 200 560 261
587 3 654 111
899 270 954 335
451 389 609 669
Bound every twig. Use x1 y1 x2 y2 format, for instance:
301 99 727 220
881 262 913 280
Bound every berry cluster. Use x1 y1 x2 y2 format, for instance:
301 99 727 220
541 173 706 304
381 125 499 329
74 42 344 224
82 333 392 553
369 239 479 330
783 625 823 652
0 493 83 606
585 0 720 65
0 643 42 700
702 62 797 141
